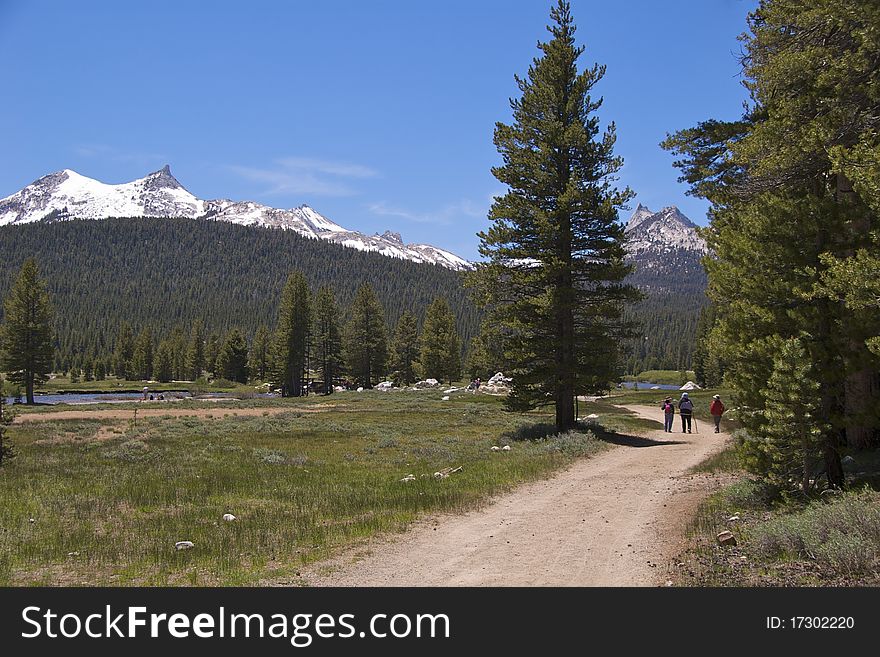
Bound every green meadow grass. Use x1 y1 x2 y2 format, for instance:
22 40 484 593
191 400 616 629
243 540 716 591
0 391 609 586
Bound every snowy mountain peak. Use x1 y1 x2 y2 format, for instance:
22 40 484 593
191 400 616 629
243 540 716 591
0 167 473 271
624 204 706 255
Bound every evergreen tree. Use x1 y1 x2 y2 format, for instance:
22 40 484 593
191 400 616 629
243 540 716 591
662 0 880 486
745 337 826 494
343 283 388 388
468 1 639 429
312 287 342 394
419 299 461 384
154 339 175 383
390 310 420 386
113 322 134 380
82 357 94 382
95 359 106 381
204 332 220 379
169 325 186 381
0 258 54 404
216 328 249 383
69 366 80 384
131 327 154 381
185 319 206 381
249 324 271 382
0 375 14 465
272 272 312 397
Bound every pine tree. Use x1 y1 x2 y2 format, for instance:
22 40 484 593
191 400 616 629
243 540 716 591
185 319 206 381
468 0 639 429
131 327 154 381
82 357 94 382
216 328 249 383
662 0 880 486
95 359 106 381
0 375 14 465
204 332 220 379
343 283 388 388
390 310 420 386
272 272 312 397
419 299 461 384
312 287 342 394
154 339 174 383
249 324 271 382
748 337 826 494
0 258 54 404
114 322 134 380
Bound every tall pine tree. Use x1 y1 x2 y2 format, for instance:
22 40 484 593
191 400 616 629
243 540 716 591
312 286 342 394
216 328 249 383
273 272 312 397
468 1 639 429
419 299 461 384
343 283 388 388
249 324 271 382
0 258 54 404
390 310 420 386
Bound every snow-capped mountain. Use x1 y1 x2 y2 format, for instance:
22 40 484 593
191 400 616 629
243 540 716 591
0 166 472 271
623 204 707 296
624 204 707 255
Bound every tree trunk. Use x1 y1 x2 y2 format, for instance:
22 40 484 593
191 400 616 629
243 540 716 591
26 371 35 405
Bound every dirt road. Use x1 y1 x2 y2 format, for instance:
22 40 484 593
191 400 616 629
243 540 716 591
302 404 729 586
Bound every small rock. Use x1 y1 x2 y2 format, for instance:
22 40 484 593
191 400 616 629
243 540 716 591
841 455 855 465
67 551 79 557
501 445 511 451
490 446 500 452
400 474 416 482
356 387 364 393
727 515 740 522
29 518 35 524
716 531 737 547
222 513 237 522
175 541 195 551
441 395 450 401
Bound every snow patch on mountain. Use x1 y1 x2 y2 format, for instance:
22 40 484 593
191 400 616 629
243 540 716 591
0 167 473 271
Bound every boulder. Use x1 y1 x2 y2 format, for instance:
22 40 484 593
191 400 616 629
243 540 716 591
680 381 702 391
716 531 737 547
222 513 237 522
175 541 195 551
487 372 511 385
376 381 394 391
441 395 450 401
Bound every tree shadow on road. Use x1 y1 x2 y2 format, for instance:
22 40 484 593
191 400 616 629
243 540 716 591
592 428 689 448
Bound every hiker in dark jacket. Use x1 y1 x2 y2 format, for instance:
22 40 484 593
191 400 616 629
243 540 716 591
678 392 694 433
660 397 675 432
710 394 725 433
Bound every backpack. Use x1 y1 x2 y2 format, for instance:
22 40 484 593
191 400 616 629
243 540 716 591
680 399 693 412
662 402 673 413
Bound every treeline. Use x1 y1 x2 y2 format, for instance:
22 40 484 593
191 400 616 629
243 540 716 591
0 217 481 370
2 259 470 394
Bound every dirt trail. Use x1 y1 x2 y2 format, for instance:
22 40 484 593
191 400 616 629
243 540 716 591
302 404 729 587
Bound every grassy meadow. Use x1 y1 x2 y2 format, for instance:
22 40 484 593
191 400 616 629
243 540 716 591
0 389 624 586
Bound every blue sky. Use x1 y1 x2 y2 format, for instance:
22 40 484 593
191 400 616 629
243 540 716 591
0 0 755 260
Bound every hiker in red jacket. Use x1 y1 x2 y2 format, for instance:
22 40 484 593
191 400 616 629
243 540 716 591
710 394 726 433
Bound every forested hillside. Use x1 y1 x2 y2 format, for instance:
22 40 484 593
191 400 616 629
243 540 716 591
621 247 708 373
0 217 480 366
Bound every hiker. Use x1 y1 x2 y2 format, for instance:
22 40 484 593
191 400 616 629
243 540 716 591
660 397 675 432
679 392 694 433
710 394 725 433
